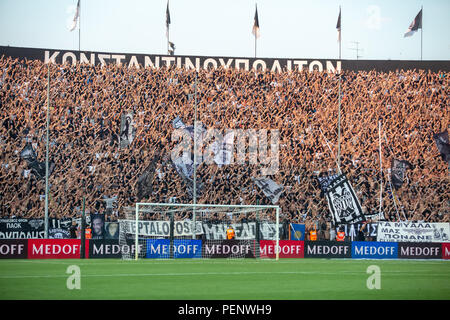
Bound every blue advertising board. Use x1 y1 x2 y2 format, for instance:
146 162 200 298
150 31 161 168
145 239 170 258
351 241 398 259
173 239 202 259
145 239 202 258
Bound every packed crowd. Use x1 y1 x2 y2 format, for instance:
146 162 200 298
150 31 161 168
0 55 448 229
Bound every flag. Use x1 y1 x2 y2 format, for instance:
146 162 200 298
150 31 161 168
404 9 422 37
119 112 135 149
166 0 171 39
252 5 260 38
391 159 414 190
252 177 284 204
336 8 341 42
69 0 80 32
324 174 365 224
169 41 175 55
289 223 305 241
433 130 450 164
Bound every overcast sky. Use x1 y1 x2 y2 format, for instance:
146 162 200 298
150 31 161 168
0 0 449 61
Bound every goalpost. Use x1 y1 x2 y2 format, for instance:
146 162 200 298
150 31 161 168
118 203 281 260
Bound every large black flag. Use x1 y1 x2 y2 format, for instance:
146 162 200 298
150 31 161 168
433 130 450 164
404 9 422 37
391 159 414 189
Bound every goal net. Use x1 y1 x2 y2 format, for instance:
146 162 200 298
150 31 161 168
118 203 281 260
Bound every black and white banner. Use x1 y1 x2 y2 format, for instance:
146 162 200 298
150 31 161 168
121 220 282 240
377 221 450 243
122 220 203 237
3 45 450 73
0 218 45 239
202 222 283 240
324 174 365 224
317 174 339 193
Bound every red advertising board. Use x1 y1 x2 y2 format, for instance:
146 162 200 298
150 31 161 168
259 240 304 258
28 239 89 259
442 243 450 259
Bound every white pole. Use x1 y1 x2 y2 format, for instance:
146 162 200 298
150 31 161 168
378 121 383 217
192 74 198 239
135 203 139 260
275 206 280 261
44 63 50 238
319 127 341 174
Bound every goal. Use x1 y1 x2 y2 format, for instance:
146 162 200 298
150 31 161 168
118 203 281 260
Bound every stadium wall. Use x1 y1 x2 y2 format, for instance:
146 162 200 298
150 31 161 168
1 239 449 259
1 45 450 72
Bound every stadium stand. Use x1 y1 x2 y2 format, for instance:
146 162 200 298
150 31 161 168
0 56 448 234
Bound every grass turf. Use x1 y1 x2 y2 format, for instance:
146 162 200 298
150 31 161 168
0 258 449 300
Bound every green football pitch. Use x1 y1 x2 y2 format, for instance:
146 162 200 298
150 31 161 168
0 259 449 300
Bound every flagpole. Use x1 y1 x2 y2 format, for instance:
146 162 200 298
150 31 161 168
255 33 257 58
378 121 383 217
339 6 341 60
78 0 81 53
420 6 423 61
337 6 342 174
192 73 198 239
44 63 50 238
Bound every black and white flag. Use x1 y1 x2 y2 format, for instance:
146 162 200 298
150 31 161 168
433 130 450 164
391 159 414 189
404 9 422 37
252 177 284 204
119 112 135 149
69 0 80 32
324 174 365 224
252 5 260 38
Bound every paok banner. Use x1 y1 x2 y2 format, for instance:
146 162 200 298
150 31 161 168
0 218 45 239
324 174 365 225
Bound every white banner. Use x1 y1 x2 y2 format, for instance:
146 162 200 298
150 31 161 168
377 221 450 243
123 220 203 237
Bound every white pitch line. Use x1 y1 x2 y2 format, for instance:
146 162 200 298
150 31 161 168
0 270 449 280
